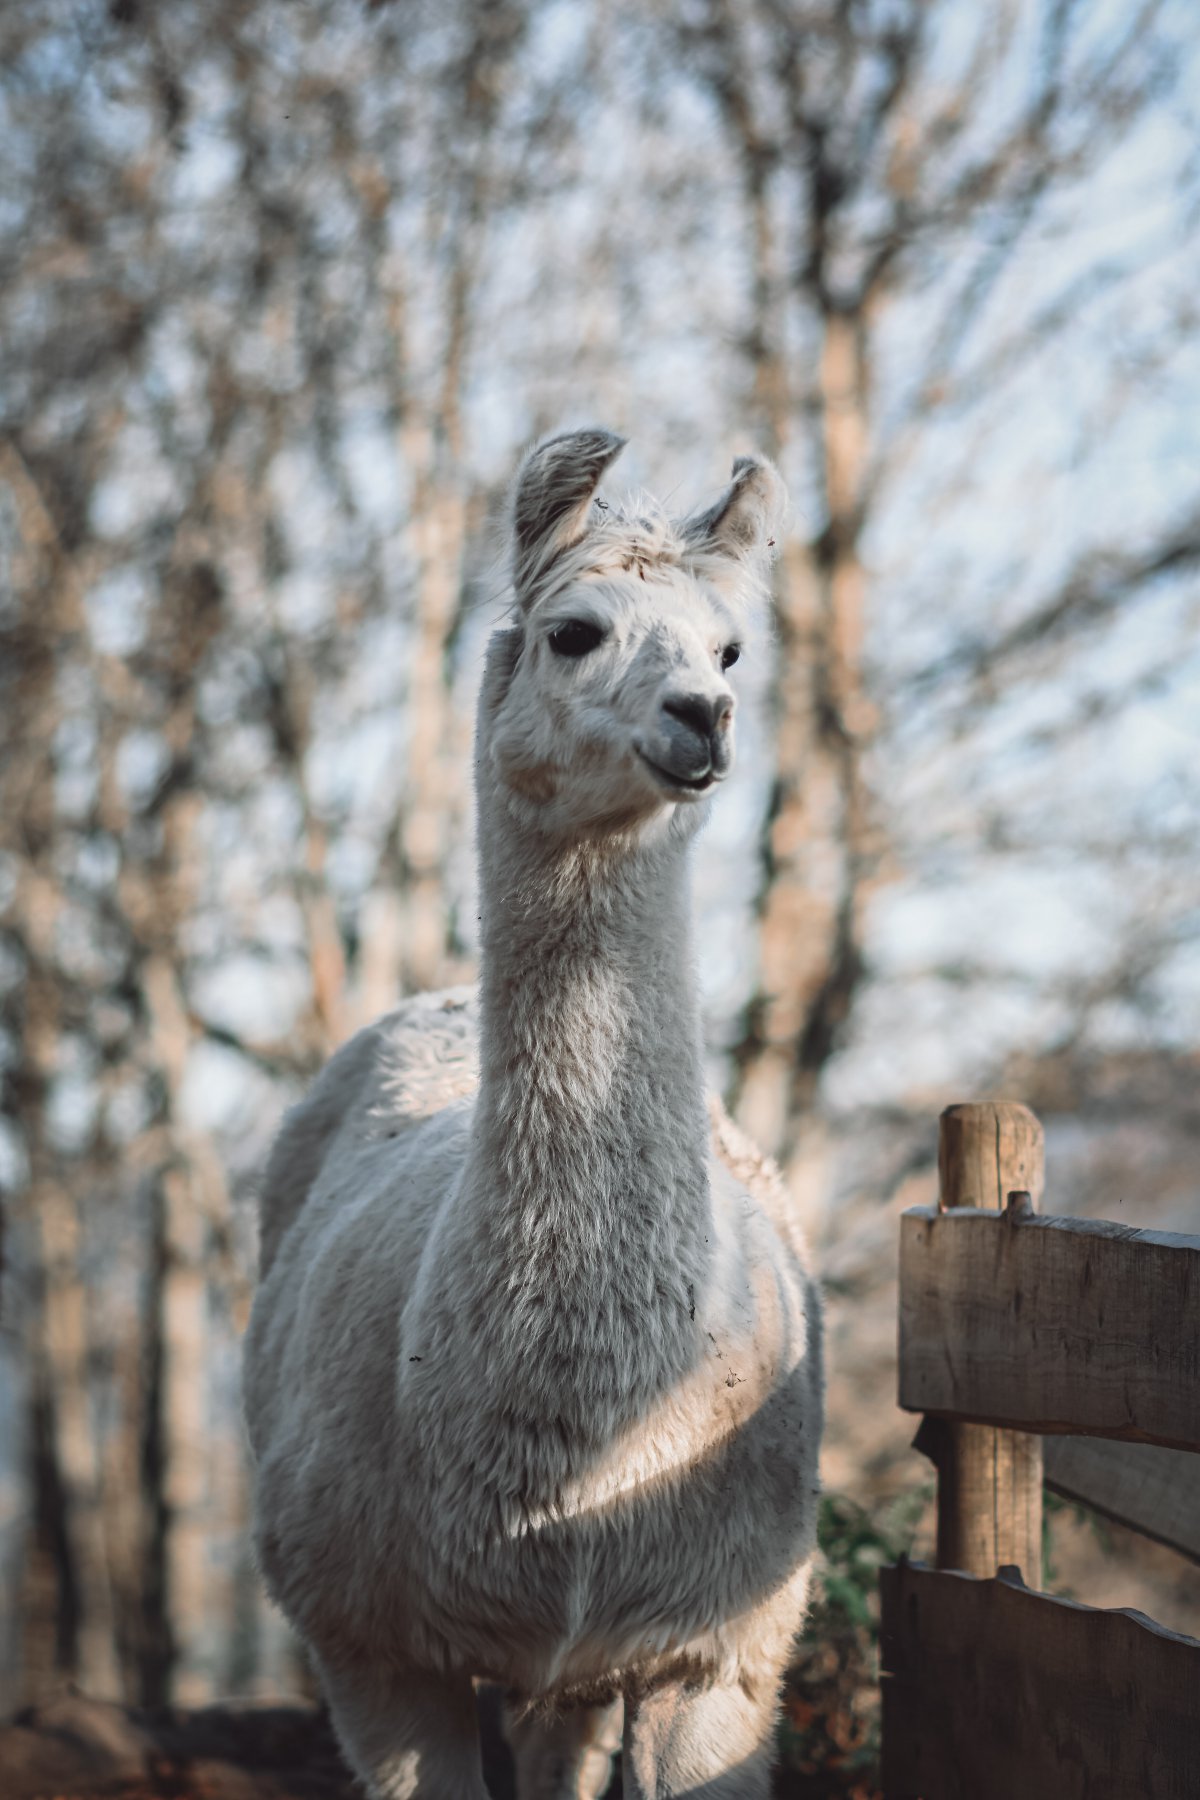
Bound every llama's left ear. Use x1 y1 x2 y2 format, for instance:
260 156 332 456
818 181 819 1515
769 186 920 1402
682 455 785 565
512 427 627 599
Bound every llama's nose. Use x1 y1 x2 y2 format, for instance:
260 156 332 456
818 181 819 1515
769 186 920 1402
662 691 733 744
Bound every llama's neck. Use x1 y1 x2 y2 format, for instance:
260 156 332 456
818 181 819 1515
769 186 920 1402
460 803 712 1434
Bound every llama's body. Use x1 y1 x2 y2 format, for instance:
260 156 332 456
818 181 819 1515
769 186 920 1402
245 990 817 1696
244 431 823 1799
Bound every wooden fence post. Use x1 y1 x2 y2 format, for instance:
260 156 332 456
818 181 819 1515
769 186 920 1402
920 1101 1045 1587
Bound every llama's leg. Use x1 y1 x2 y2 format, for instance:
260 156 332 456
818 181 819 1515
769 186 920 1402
622 1571 809 1800
622 1674 778 1800
506 1697 624 1800
317 1655 489 1800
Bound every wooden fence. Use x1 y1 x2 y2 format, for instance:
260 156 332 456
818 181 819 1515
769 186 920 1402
880 1101 1200 1799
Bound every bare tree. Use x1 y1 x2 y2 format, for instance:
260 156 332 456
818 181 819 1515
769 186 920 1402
1 0 1196 1713
660 0 1199 1184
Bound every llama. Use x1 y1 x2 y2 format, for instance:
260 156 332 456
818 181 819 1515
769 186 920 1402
243 428 824 1800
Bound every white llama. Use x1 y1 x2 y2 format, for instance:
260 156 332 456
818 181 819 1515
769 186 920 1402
243 428 824 1800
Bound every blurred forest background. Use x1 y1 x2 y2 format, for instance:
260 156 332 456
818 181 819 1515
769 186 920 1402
2 0 1199 1760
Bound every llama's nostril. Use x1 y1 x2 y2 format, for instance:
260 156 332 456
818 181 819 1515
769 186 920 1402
663 692 730 742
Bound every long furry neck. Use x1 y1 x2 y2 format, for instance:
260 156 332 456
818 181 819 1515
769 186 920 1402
463 796 712 1434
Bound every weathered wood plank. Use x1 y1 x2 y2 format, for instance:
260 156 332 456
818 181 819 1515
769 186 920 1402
1045 1434 1200 1565
937 1100 1044 1211
899 1205 1200 1451
929 1102 1045 1582
916 1415 1043 1584
880 1561 1200 1800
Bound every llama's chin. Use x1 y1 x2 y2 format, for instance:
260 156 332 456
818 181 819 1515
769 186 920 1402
634 747 722 802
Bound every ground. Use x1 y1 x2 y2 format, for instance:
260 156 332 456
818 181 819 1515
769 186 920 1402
0 1678 881 1800
0 1694 352 1800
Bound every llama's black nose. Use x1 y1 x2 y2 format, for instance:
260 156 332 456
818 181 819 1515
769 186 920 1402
662 692 733 743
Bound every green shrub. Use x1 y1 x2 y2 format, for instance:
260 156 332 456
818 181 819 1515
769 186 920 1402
777 1486 931 1798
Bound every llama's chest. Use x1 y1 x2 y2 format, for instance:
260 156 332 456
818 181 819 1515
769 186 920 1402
393 1209 820 1688
255 1130 820 1691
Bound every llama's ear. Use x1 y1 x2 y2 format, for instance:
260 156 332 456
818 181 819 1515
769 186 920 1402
512 427 627 597
682 455 785 565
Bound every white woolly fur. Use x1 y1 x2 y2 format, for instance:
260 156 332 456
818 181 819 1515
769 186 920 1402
243 430 823 1800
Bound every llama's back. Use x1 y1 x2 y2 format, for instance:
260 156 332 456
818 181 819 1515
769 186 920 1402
256 986 479 1276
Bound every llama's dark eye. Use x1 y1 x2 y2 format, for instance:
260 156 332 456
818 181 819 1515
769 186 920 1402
720 643 741 670
549 620 606 658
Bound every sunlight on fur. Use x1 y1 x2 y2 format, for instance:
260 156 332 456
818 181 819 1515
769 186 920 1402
243 428 824 1800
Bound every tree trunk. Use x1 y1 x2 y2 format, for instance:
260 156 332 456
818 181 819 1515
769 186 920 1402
2 448 122 1700
396 441 470 1000
36 1184 121 1696
735 311 877 1180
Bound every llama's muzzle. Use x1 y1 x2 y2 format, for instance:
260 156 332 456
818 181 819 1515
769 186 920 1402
639 688 735 792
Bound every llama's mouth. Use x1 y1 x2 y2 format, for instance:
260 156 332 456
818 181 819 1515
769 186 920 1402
635 750 720 797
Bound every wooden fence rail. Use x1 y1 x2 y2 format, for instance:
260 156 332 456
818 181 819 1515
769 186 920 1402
882 1100 1200 1799
899 1205 1200 1451
1044 1435 1200 1565
881 1562 1200 1800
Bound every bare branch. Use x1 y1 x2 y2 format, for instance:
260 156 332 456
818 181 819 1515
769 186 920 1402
904 508 1200 700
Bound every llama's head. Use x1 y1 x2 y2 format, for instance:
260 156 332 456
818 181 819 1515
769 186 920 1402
479 428 784 839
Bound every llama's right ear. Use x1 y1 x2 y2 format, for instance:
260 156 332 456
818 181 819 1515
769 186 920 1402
511 427 626 599
681 455 785 566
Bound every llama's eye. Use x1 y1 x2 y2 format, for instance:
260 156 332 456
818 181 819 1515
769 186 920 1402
720 643 741 670
548 620 606 658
